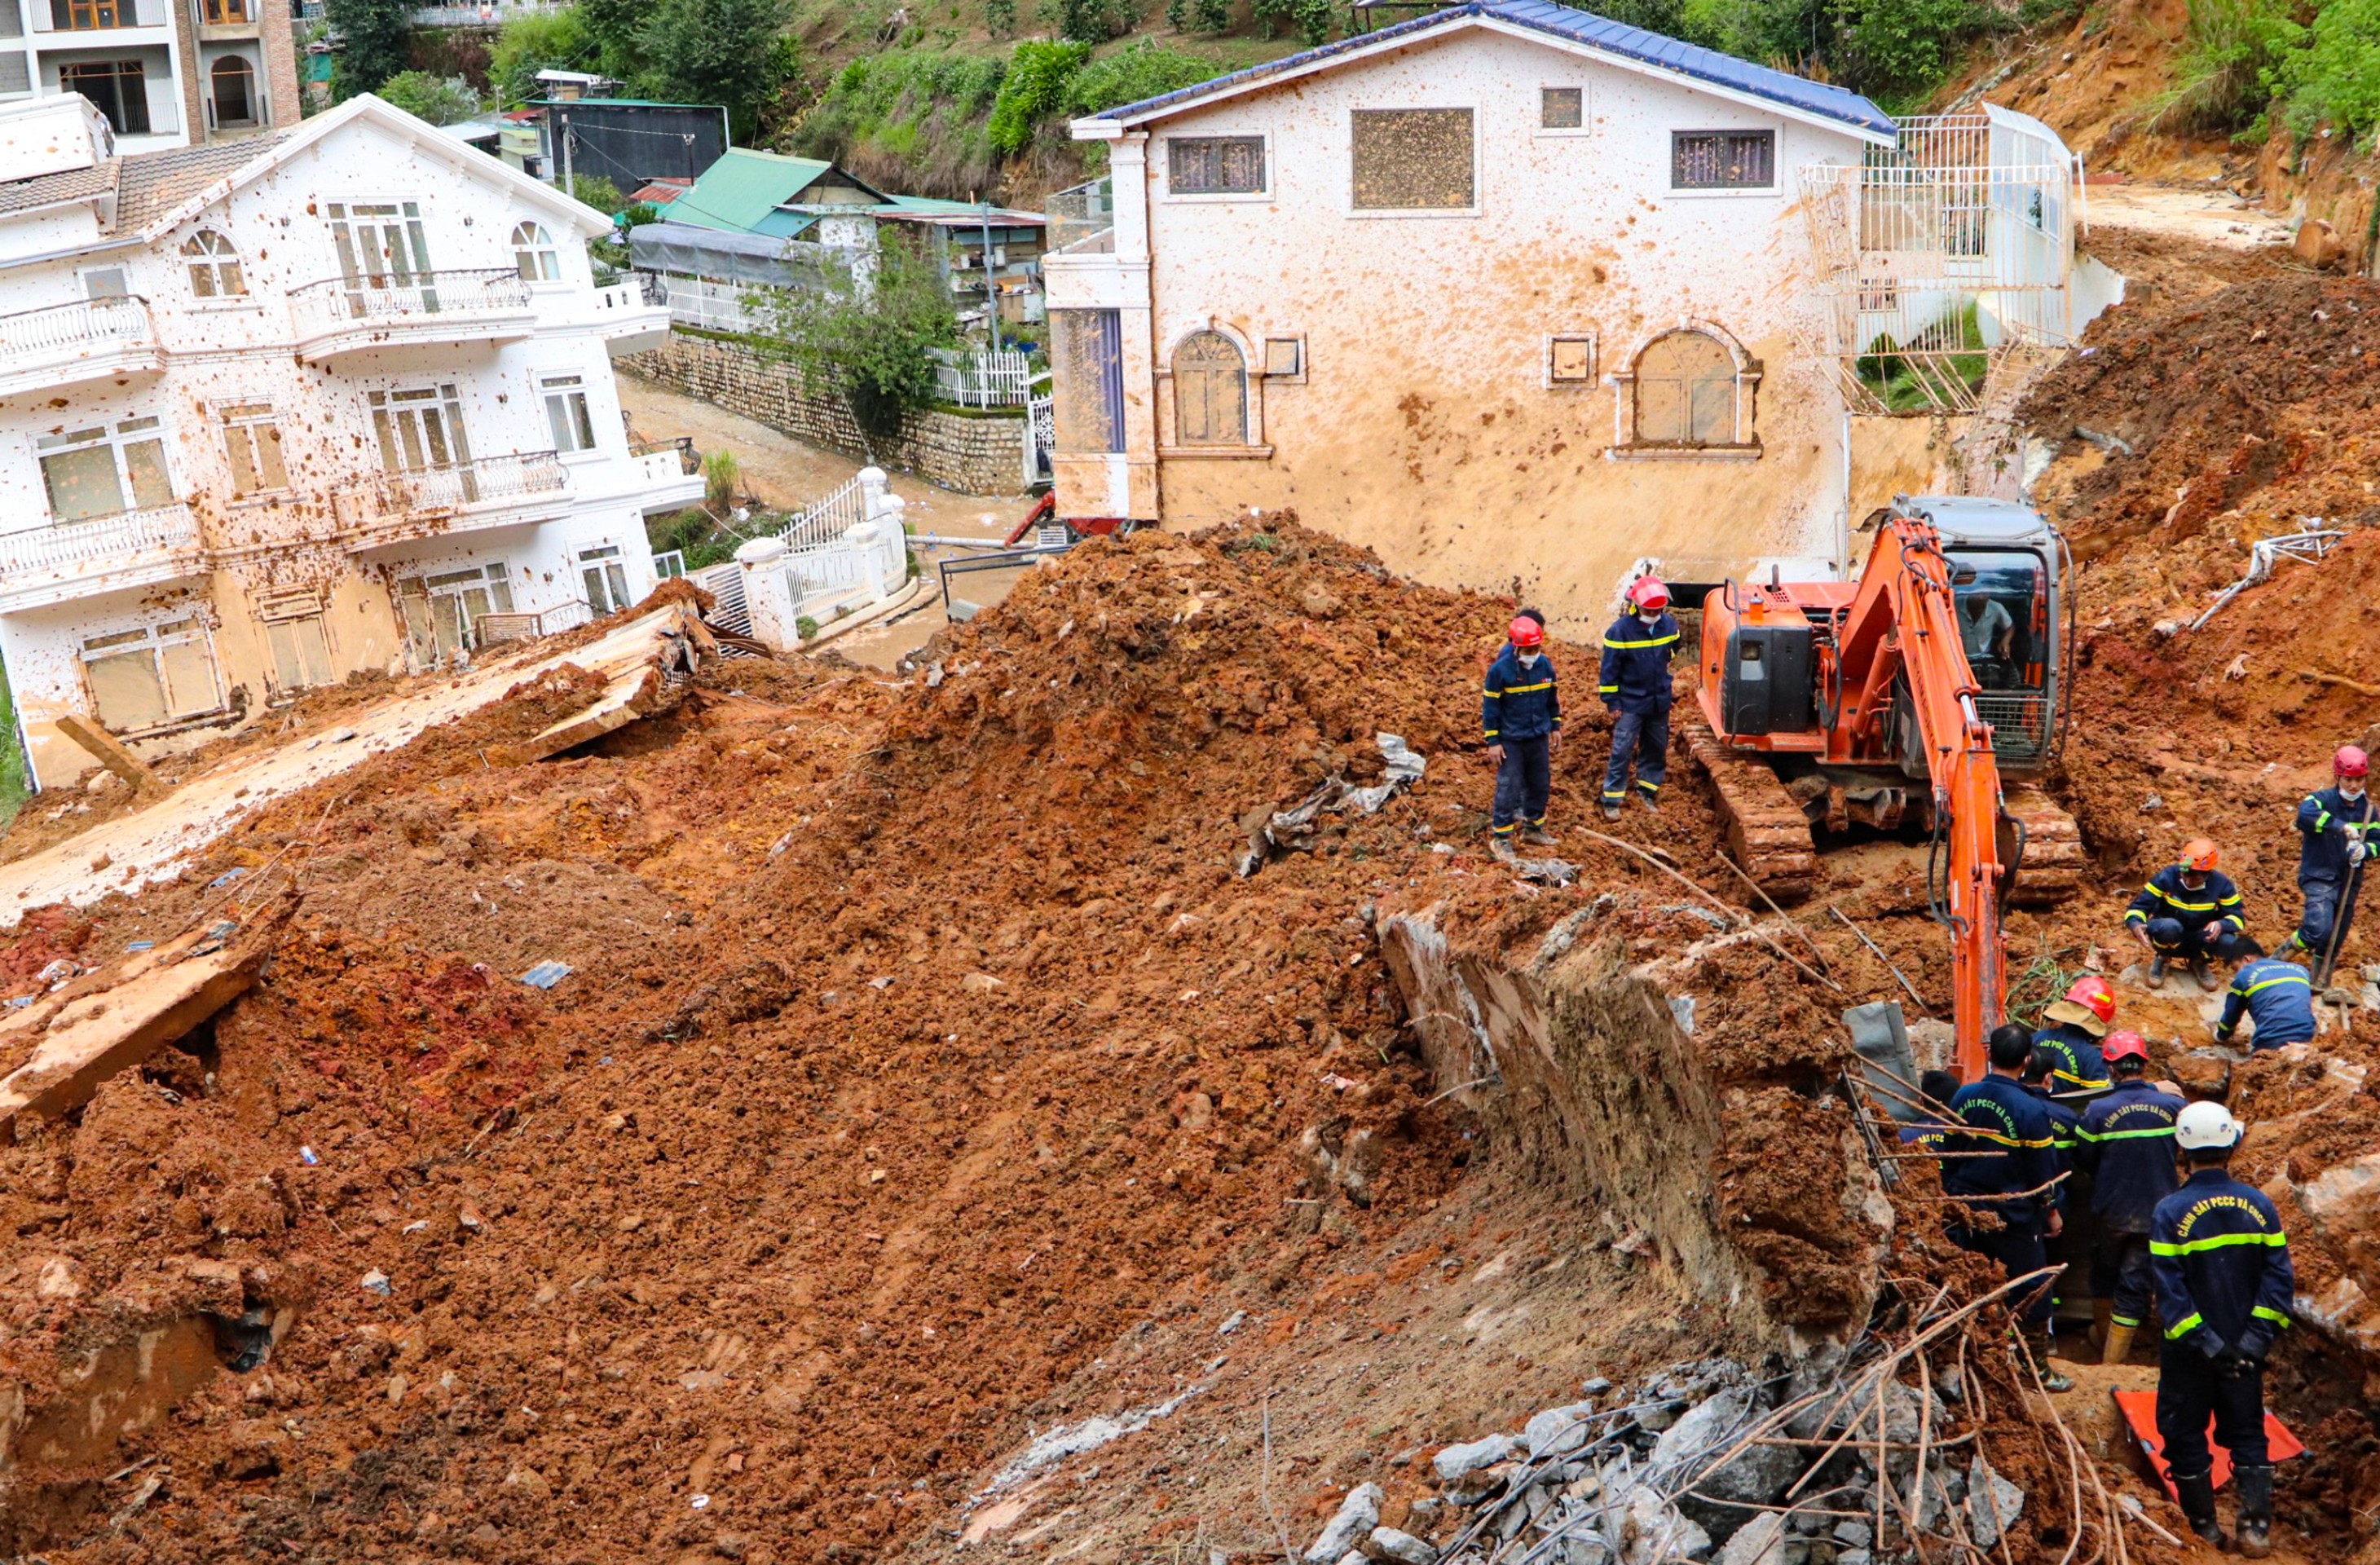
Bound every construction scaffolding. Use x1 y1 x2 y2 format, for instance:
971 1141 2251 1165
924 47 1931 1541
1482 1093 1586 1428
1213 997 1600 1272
1800 108 2086 415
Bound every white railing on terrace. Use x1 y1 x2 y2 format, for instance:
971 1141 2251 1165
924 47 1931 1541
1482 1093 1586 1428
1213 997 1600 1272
932 347 1034 408
632 447 691 488
0 294 156 366
0 501 196 577
289 267 532 337
343 452 569 527
1047 177 1113 256
409 0 565 20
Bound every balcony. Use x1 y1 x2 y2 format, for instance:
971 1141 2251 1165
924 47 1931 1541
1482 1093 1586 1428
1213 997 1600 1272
335 452 573 551
0 296 162 399
588 278 670 355
0 502 201 611
626 445 706 513
1047 178 1114 256
289 267 536 366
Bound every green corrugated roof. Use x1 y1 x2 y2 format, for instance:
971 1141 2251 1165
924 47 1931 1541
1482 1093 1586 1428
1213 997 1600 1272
669 148 837 233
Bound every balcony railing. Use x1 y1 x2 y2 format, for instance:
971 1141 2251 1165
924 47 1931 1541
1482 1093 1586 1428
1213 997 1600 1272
1047 178 1114 256
364 451 568 520
0 501 196 579
289 267 534 349
0 295 159 381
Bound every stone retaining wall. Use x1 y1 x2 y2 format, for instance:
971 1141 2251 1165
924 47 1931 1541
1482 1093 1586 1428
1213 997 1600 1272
621 333 1030 498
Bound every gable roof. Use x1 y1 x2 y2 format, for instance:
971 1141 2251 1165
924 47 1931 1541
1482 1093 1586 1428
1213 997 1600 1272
1077 0 1893 142
668 148 894 235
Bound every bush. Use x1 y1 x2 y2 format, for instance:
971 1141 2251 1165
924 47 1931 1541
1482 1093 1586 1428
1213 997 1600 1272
747 235 959 435
2274 0 2379 136
985 0 1016 32
491 7 594 105
376 69 483 125
799 48 1007 195
988 39 1091 152
1040 0 1136 42
638 0 795 139
1290 0 1332 46
1191 0 1230 31
705 449 743 510
1838 0 1981 103
2153 0 2300 133
568 172 628 213
1061 39 1224 117
796 615 822 641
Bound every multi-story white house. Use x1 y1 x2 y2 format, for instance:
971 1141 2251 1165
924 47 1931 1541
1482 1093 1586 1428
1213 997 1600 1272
0 91 701 790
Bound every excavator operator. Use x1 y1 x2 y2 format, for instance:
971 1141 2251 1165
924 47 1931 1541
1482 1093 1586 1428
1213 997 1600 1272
2126 839 2251 991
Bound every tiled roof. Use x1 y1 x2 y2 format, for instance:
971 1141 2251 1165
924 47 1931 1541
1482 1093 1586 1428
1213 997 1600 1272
0 157 117 218
115 133 290 230
1086 0 1893 137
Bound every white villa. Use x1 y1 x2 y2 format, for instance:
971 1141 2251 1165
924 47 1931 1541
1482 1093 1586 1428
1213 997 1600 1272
0 92 703 790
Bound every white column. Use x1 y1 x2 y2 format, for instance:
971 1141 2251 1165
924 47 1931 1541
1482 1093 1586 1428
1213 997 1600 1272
734 535 801 650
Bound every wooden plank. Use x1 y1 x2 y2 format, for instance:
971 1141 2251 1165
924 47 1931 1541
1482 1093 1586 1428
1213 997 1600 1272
0 892 294 1144
52 712 158 792
485 602 716 767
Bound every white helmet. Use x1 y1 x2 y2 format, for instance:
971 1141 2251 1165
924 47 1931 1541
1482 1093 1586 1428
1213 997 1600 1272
2175 1101 2242 1152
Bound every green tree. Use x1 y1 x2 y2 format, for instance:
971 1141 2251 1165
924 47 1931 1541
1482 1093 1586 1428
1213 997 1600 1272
1060 39 1223 116
638 0 794 139
377 69 485 124
491 7 596 106
327 0 414 98
984 0 1016 31
1040 0 1135 42
568 172 628 210
1290 0 1331 45
747 234 959 435
987 39 1089 152
1836 0 1981 102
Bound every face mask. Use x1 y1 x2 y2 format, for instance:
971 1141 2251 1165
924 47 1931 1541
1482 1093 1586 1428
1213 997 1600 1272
1517 650 1540 668
1640 610 1662 624
2347 782 2367 801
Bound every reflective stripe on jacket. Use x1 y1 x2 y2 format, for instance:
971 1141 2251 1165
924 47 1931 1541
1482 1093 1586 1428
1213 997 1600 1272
2030 1022 2110 1094
1482 645 1561 742
2075 1078 2183 1234
1596 612 1678 716
2124 865 2246 933
1941 1074 2057 1232
2150 1167 2294 1359
2215 957 2316 1049
2297 786 2378 885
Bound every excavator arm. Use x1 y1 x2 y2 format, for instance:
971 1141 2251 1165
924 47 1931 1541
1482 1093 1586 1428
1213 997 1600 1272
1831 515 2009 1079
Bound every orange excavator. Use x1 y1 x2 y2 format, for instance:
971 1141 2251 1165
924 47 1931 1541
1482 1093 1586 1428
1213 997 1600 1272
1692 496 2083 1079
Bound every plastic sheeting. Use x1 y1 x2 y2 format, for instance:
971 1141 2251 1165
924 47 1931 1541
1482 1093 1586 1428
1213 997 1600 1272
628 221 841 291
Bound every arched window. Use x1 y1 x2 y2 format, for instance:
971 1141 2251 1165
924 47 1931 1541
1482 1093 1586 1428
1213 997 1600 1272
181 229 245 298
1171 330 1245 447
1630 328 1741 447
512 221 559 283
209 56 254 128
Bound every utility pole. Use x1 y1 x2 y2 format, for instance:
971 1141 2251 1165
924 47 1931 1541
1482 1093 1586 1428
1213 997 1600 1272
560 112 574 200
981 198 1002 356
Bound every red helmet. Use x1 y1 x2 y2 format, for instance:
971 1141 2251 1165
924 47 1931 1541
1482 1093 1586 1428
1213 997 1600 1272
2339 745 2369 779
1626 576 1671 612
1508 615 1545 649
2100 1029 2149 1066
2063 976 2117 1025
2182 839 2219 873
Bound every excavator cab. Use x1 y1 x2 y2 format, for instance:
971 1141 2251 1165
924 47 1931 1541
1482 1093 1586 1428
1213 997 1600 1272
1916 498 2069 779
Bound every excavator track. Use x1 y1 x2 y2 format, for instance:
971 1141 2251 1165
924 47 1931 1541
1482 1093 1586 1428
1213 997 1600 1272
1680 718 1818 902
2003 786 2085 906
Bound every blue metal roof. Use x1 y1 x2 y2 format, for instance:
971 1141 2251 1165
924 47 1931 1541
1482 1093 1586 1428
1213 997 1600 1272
1087 0 1894 138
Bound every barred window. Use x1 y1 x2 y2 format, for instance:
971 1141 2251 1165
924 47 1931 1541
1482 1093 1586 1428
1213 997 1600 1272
1169 136 1265 195
1672 130 1774 190
1351 108 1474 210
1540 87 1583 129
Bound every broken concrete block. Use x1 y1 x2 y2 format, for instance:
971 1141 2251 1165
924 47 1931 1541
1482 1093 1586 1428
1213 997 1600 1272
1304 1482 1383 1563
2298 1151 2380 1244
1526 1400 1603 1457
1435 1432 1522 1485
1620 1486 1711 1565
1362 1525 1436 1564
1717 1513 1787 1565
1966 1455 2024 1551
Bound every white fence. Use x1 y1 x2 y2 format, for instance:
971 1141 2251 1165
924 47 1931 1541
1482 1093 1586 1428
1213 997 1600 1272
932 347 1034 408
717 467 910 648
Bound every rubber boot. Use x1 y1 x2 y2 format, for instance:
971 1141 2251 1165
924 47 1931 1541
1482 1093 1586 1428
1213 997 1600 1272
1600 800 1622 822
1490 836 1519 863
2190 954 2221 992
1522 823 1556 847
2234 1465 2274 1558
2147 953 2168 990
2089 1298 2113 1353
2100 1321 2136 1366
1636 787 1659 813
2173 1469 2227 1548
2021 1327 2074 1393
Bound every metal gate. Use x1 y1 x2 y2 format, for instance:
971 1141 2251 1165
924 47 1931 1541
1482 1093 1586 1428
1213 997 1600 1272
1027 387 1055 486
695 560 751 637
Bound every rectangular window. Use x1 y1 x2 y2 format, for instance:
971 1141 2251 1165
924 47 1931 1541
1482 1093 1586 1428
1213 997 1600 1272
265 616 333 690
400 563 513 665
202 0 250 20
1540 87 1583 130
82 266 127 299
51 0 128 28
1672 130 1775 191
1548 334 1596 384
1263 337 1303 379
1051 309 1123 456
219 403 289 496
0 0 23 37
541 373 596 454
1351 108 1474 211
58 60 147 134
327 201 433 297
0 55 26 95
1168 135 1265 196
369 385 469 473
82 616 219 732
37 416 173 521
579 544 630 615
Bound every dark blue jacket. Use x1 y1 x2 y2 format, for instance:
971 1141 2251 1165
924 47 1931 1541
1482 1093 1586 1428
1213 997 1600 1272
1597 612 1679 715
2296 786 2378 886
2215 956 2316 1050
2075 1078 2184 1233
2023 1082 2082 1217
2124 865 2246 936
2152 1166 2294 1360
2030 1022 2111 1095
1941 1073 2059 1232
1482 646 1561 743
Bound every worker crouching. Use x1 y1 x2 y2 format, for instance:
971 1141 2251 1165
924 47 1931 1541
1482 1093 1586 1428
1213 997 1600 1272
2127 839 2253 991
1483 614 1560 861
2153 1101 2294 1557
1598 577 1678 822
2214 944 2316 1052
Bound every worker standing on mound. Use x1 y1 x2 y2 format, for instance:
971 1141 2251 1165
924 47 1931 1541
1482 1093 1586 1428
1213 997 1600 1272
1597 577 1679 822
1483 614 1560 861
2280 746 2377 985
2032 975 2117 1095
2073 1032 2182 1365
2152 1101 2293 1557
1945 1024 2072 1393
2126 839 2252 991
2214 942 2316 1051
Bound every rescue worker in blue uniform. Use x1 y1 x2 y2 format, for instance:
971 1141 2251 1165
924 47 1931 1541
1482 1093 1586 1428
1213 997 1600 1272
2152 1100 2294 1557
1597 576 1678 822
2072 1032 2182 1364
2032 974 2116 1094
1945 1024 2072 1392
2214 946 2316 1051
2021 1046 2084 1332
1483 614 1560 861
2280 744 2378 984
2125 838 2251 991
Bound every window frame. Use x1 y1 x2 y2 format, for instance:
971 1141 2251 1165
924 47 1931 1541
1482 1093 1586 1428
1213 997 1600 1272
37 415 178 522
208 54 256 128
1545 333 1598 390
578 543 632 616
78 612 225 734
540 371 598 458
1536 84 1589 138
511 220 562 284
1346 105 1480 219
181 228 248 300
1606 322 1763 461
1668 127 1780 196
58 59 148 135
1156 324 1272 460
1161 133 1270 202
217 401 289 499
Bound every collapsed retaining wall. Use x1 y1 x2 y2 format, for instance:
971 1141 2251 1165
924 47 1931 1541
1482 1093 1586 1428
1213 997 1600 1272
1375 899 1892 1348
621 333 1031 497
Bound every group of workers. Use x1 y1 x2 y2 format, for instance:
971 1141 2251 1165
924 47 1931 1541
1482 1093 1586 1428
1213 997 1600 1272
1474 610 2373 1556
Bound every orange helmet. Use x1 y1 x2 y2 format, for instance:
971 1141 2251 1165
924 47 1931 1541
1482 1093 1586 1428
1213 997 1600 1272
2182 839 2219 873
1508 615 1545 649
2064 976 2117 1025
1626 576 1671 612
2101 1030 2149 1066
2340 745 2369 779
